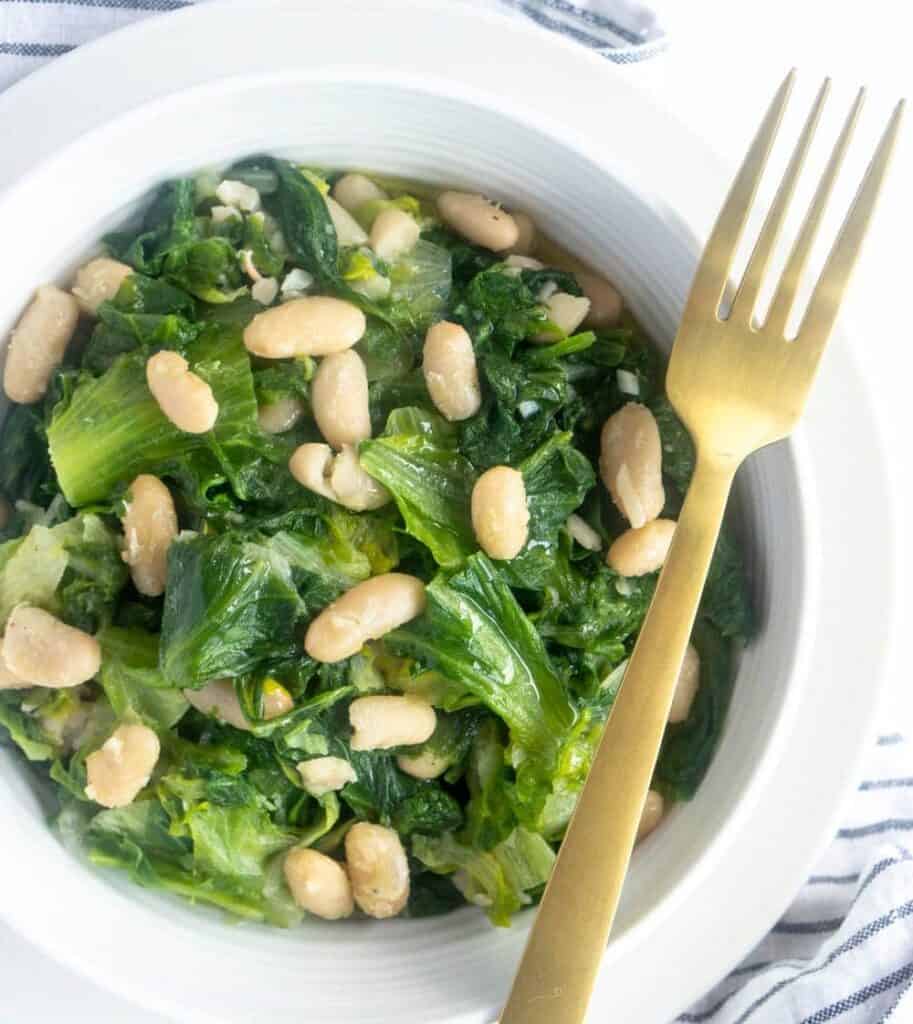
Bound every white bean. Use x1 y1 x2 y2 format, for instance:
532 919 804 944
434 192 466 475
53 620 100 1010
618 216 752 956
349 695 436 752
471 466 529 560
258 396 305 434
436 191 519 252
289 443 337 503
332 173 388 213
2 605 100 687
305 574 426 663
311 350 371 450
326 196 368 247
121 474 177 597
345 822 410 919
244 296 366 359
531 291 591 342
637 789 664 841
297 756 357 797
183 679 249 731
84 723 160 809
328 445 390 511
262 678 294 719
369 208 420 264
668 644 701 724
578 270 623 329
606 519 676 577
565 513 602 551
397 748 449 780
422 321 481 422
289 443 390 512
284 847 354 920
3 286 79 403
599 403 665 528
71 258 133 315
146 351 219 434
507 212 537 256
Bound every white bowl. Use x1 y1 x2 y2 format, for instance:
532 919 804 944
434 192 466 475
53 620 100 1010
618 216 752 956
0 3 897 1022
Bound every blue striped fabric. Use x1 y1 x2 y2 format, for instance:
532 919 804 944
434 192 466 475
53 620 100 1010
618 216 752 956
679 735 913 1023
0 0 668 90
1 4 911 1023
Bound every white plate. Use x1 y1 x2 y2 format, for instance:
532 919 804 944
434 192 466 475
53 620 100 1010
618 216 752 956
0 3 897 1022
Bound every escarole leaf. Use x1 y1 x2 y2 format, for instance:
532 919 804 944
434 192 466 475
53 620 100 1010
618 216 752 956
83 307 201 376
360 413 476 569
0 525 69 626
389 553 575 762
413 826 555 927
84 793 300 926
701 528 754 640
105 179 198 274
97 626 188 730
47 323 266 506
0 694 60 762
0 404 55 508
272 160 392 323
0 513 127 630
160 532 305 688
273 161 339 286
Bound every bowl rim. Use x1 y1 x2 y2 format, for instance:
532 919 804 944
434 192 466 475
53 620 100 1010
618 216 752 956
0 3 898 1022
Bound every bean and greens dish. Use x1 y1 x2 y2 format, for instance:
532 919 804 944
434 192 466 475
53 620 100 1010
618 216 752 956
0 159 752 926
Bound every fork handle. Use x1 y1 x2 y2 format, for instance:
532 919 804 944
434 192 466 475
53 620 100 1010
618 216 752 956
500 454 737 1024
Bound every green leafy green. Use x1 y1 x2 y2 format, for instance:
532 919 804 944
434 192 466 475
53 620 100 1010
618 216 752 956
649 395 695 494
0 514 126 630
56 514 129 632
105 179 199 275
160 532 305 688
111 273 196 318
390 554 575 763
453 267 546 355
47 323 269 506
0 693 59 761
701 527 754 639
84 794 300 925
413 827 555 927
392 786 463 838
0 157 754 930
360 417 476 569
0 405 55 509
84 308 201 376
273 162 340 286
98 627 188 729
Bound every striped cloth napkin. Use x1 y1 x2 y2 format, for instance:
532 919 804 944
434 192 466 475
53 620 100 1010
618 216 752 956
0 0 667 91
0 3 910 1022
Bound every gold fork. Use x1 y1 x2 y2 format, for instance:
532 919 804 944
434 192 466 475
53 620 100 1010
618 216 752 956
500 71 904 1024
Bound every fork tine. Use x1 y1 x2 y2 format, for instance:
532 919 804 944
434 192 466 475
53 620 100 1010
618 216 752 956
729 80 830 325
792 99 905 362
765 88 866 337
686 70 796 317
